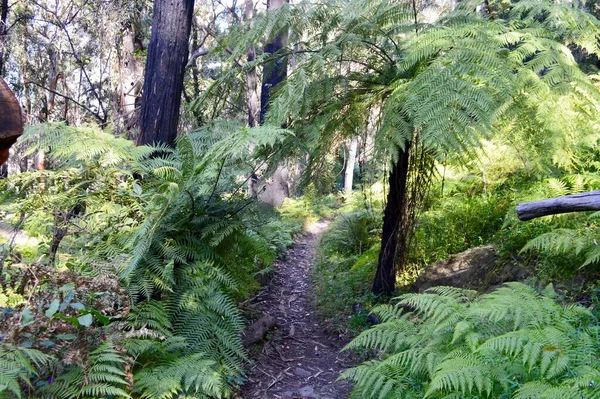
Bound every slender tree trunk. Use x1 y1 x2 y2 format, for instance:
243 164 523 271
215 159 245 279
372 144 411 296
0 0 8 77
344 137 358 196
245 0 259 128
259 0 288 124
118 11 144 131
137 0 194 147
245 0 260 196
34 47 60 170
358 105 379 186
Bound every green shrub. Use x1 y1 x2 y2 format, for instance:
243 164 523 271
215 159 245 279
411 194 510 267
497 212 590 281
0 122 297 398
341 282 600 398
313 212 382 333
321 211 381 257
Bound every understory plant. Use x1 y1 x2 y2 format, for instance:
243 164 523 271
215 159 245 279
341 282 600 398
0 121 293 398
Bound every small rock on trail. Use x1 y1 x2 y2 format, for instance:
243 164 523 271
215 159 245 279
238 221 354 398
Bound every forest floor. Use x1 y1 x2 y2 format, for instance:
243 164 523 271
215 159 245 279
238 221 354 399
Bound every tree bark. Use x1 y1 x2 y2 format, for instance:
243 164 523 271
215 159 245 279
137 0 194 147
516 190 600 221
118 9 145 131
259 0 288 124
372 144 411 296
0 0 8 77
256 0 289 204
245 0 259 129
245 0 260 197
344 137 358 196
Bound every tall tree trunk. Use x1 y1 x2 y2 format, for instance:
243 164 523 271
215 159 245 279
245 0 259 128
245 0 260 196
256 0 290 204
137 0 194 147
118 8 145 131
0 0 8 76
259 0 288 124
344 137 358 196
372 144 411 296
34 47 60 171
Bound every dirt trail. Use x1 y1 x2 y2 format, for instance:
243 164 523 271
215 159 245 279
239 221 354 399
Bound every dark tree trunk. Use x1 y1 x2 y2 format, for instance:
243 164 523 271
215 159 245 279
255 0 290 204
259 0 288 124
137 0 194 147
372 144 411 296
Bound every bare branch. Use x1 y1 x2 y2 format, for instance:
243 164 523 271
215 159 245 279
25 80 106 123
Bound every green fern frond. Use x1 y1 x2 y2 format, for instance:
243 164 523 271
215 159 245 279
39 341 130 399
342 282 600 398
0 344 54 399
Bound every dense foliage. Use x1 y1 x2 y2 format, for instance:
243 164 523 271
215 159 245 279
342 283 600 398
0 123 297 398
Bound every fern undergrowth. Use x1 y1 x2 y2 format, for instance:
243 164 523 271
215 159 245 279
0 121 293 398
341 282 600 399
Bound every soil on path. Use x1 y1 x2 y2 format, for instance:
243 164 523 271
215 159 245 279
238 221 354 399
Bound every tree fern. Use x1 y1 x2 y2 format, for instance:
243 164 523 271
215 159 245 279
522 226 600 268
341 282 600 398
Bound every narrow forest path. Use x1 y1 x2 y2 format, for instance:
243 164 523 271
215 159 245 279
238 221 354 399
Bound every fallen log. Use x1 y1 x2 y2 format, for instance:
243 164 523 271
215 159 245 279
516 190 600 221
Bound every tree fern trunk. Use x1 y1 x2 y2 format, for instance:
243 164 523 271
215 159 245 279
373 144 411 296
137 0 194 147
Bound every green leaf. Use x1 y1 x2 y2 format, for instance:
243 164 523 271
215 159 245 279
54 313 81 327
21 308 34 327
45 300 60 318
133 182 143 195
77 314 93 327
70 302 85 310
59 283 75 292
87 309 110 326
55 333 78 340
